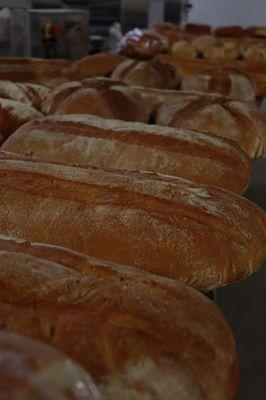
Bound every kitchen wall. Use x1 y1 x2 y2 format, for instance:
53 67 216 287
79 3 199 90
188 0 266 27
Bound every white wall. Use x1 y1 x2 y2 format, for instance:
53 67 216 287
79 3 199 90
188 0 266 28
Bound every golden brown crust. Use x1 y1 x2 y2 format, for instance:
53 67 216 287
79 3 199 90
42 77 151 123
0 98 42 143
152 23 192 45
171 40 198 59
214 26 244 38
121 29 170 59
185 24 212 35
243 43 266 63
0 242 240 399
0 58 73 87
70 52 127 79
111 59 179 89
0 152 264 292
155 54 266 96
155 94 266 158
181 67 256 102
0 330 99 400
0 81 50 111
2 113 252 194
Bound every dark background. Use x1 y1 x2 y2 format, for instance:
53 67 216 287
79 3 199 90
217 157 266 400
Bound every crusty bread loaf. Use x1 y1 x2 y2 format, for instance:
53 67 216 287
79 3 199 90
214 26 243 38
0 239 240 399
244 26 266 38
203 43 239 61
0 81 50 111
131 86 208 109
185 23 212 36
243 43 266 63
0 57 73 87
42 78 151 123
181 67 256 102
2 114 252 194
193 35 216 53
121 28 169 59
171 40 198 59
0 329 100 400
152 23 192 45
111 59 179 89
155 55 266 97
69 52 127 79
0 152 265 292
0 98 42 144
155 93 266 158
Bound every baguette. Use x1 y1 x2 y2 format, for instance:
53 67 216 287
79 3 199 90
0 98 42 144
0 152 264 291
2 114 252 194
0 81 50 111
155 94 266 158
0 240 239 399
0 330 100 400
42 78 151 123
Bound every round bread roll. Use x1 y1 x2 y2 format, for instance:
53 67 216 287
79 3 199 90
121 28 169 59
181 67 256 102
42 77 151 123
111 59 180 89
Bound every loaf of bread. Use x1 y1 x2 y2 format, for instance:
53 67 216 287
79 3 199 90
214 26 243 38
0 81 50 111
152 23 192 45
185 23 212 36
2 114 252 194
0 98 42 144
0 152 265 291
42 77 151 123
69 52 127 79
193 35 217 53
0 237 240 399
244 26 266 38
155 93 266 158
0 329 100 400
171 40 198 59
181 67 256 102
111 59 179 89
243 43 266 63
121 28 169 59
203 42 239 61
0 57 73 87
